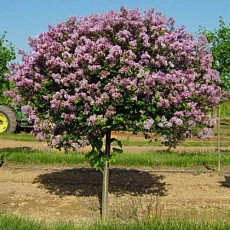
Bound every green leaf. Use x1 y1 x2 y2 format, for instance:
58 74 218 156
112 147 123 154
117 140 122 149
155 116 161 123
91 139 103 151
85 149 105 172
110 138 122 148
110 138 117 143
108 157 116 164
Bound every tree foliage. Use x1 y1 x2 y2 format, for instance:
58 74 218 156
7 8 221 169
201 17 230 92
0 32 15 104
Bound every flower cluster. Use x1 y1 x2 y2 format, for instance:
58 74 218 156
7 7 221 150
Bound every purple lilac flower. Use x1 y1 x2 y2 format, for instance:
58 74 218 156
144 118 154 130
197 128 214 139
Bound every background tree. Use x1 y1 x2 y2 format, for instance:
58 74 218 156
201 17 230 92
0 32 15 105
200 18 230 171
7 7 222 221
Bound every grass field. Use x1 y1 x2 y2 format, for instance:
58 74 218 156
1 147 230 170
1 214 230 230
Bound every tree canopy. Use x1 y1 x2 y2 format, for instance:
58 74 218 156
7 8 221 166
0 32 15 104
201 17 230 92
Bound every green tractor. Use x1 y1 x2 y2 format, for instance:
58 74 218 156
0 105 30 133
0 32 30 134
0 81 31 134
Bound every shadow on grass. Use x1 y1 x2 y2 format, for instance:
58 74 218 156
34 168 166 198
0 147 36 163
220 176 230 188
0 147 36 153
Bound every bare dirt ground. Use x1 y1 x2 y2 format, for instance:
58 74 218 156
0 138 230 225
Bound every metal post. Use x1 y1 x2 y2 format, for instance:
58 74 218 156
102 130 111 223
217 106 221 171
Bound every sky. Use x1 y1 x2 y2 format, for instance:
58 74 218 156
1 0 230 61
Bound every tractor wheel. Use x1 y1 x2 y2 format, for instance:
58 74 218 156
0 105 17 133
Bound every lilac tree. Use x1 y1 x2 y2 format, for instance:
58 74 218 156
7 7 221 221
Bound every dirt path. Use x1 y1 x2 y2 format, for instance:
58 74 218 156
1 138 230 154
0 139 49 151
0 138 230 224
0 165 229 224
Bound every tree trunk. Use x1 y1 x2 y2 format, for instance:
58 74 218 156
102 130 111 223
217 105 221 171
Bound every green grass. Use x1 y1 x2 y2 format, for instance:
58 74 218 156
220 100 230 117
0 148 86 165
86 219 230 230
1 147 230 168
0 214 46 230
114 151 230 168
0 214 230 230
0 132 36 141
122 139 230 147
180 140 230 147
0 214 77 230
